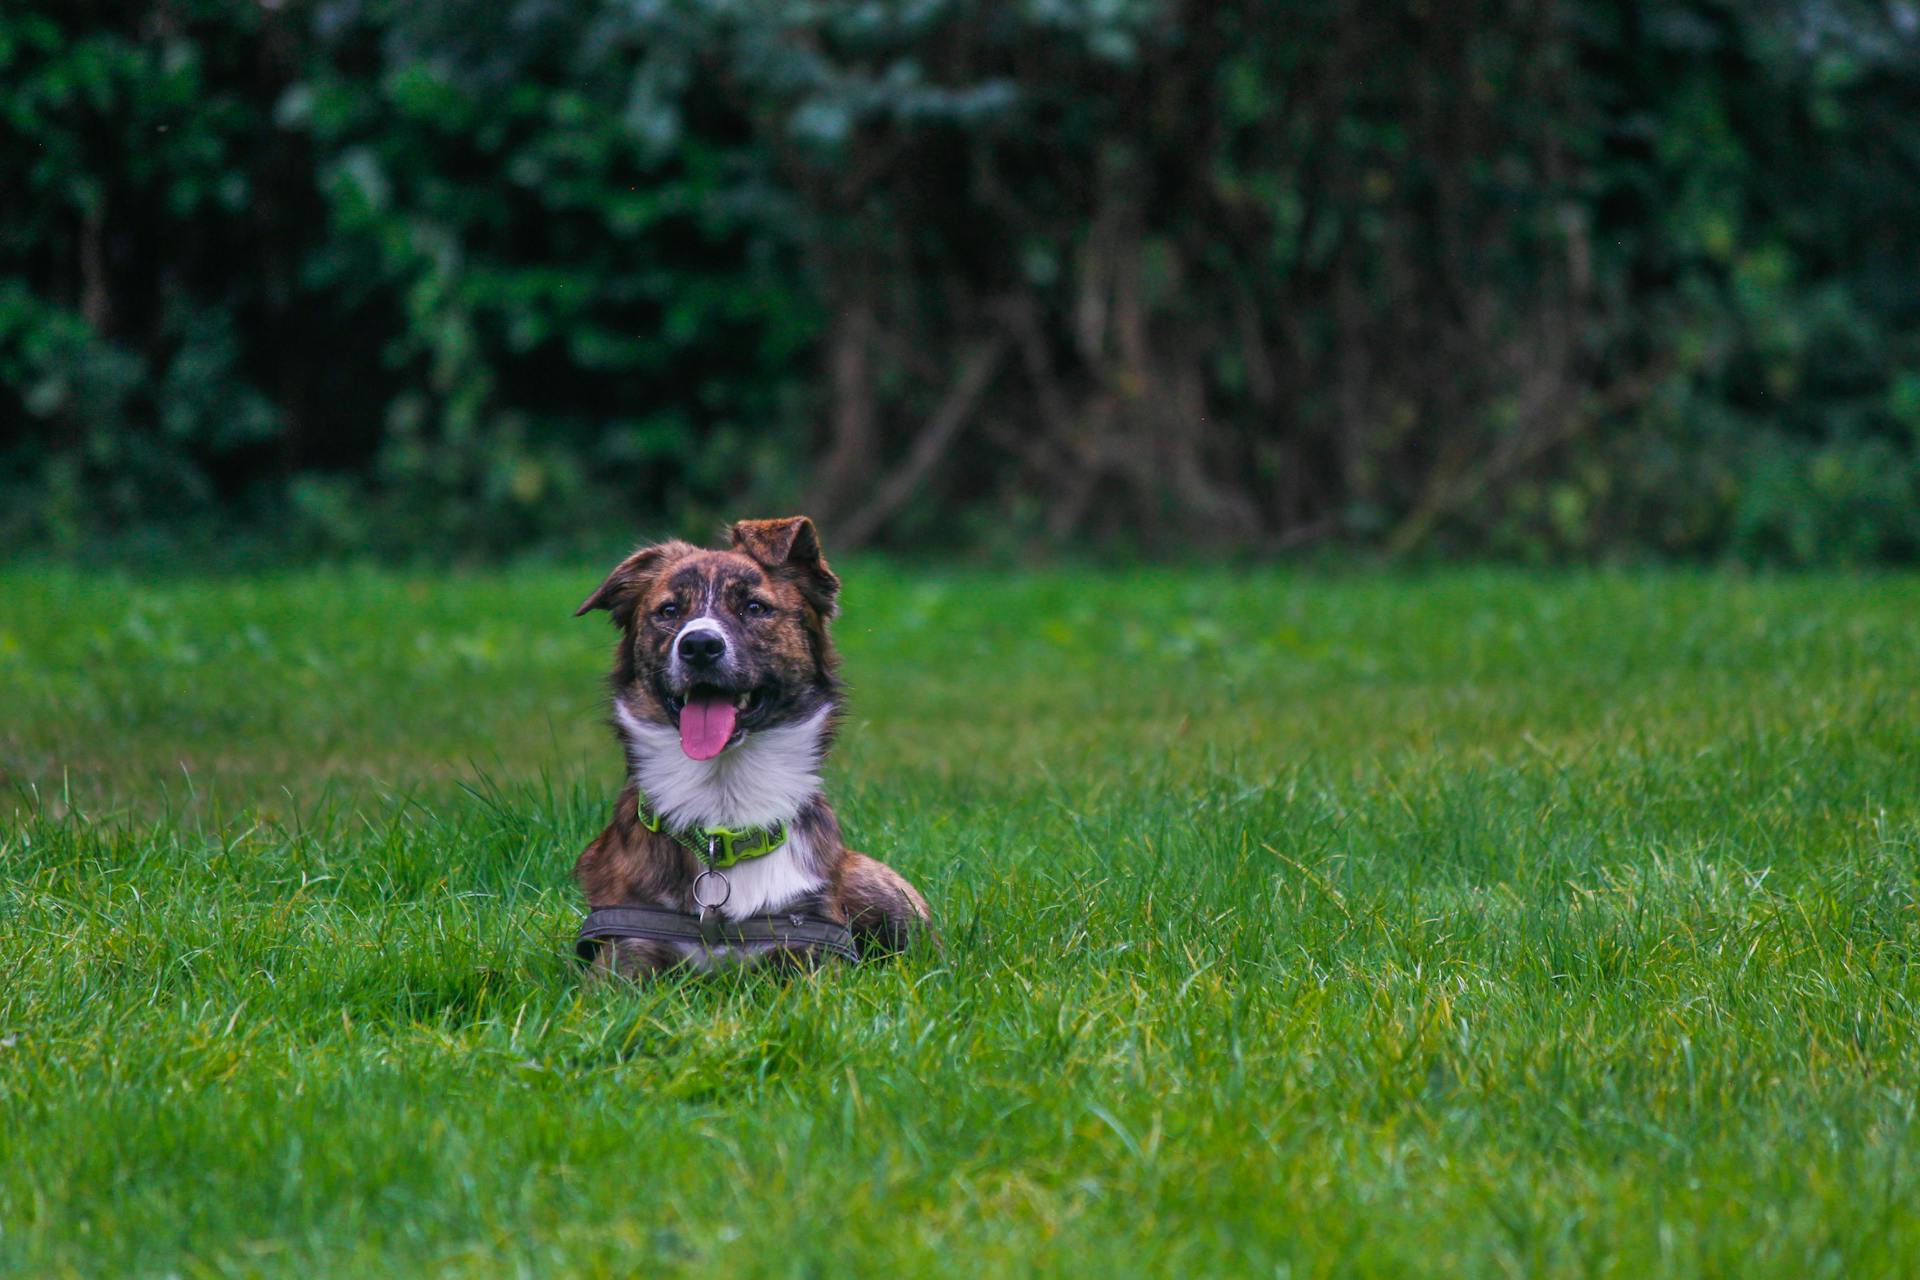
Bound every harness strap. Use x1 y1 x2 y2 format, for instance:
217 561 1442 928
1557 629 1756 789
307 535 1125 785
576 904 859 966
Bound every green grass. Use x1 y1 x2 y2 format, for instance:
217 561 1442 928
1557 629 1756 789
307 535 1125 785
3 563 1918 1277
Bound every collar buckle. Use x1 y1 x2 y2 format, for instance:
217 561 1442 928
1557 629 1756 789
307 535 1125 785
634 793 789 869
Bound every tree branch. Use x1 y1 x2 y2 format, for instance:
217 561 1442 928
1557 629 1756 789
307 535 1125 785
837 335 1008 548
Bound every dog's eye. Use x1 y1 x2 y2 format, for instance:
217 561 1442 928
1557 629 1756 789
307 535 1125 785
655 601 680 620
743 599 771 619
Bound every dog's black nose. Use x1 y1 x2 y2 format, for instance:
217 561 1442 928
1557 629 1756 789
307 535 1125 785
679 630 726 665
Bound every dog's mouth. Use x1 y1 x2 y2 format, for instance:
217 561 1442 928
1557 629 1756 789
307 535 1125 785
666 683 766 760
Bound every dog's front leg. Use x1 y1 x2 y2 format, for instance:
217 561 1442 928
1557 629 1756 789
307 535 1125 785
835 851 935 956
585 936 689 982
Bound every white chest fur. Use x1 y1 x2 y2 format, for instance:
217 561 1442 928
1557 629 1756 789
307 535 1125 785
613 701 830 919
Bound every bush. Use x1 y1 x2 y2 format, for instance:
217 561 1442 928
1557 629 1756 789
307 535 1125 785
3 0 1918 562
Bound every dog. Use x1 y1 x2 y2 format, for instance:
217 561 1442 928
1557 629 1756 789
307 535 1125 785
572 516 932 978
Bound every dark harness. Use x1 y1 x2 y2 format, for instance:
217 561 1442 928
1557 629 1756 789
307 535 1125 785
575 901 859 966
578 792 857 968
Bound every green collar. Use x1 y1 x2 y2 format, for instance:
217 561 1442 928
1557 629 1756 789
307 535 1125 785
635 794 788 869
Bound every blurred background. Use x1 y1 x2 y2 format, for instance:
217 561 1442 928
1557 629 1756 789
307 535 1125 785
4 0 1918 565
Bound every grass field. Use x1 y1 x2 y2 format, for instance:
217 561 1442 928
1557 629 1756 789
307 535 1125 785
3 563 1918 1277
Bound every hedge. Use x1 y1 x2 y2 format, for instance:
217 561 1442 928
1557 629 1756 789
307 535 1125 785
4 0 1918 561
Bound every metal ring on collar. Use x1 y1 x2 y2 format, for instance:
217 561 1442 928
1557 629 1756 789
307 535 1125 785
692 868 731 910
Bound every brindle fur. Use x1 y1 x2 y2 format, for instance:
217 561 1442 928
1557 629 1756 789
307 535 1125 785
574 516 932 979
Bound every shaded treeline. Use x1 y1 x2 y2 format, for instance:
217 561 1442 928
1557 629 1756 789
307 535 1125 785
4 1 1918 560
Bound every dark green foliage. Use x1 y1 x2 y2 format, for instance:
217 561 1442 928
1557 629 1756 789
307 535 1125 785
3 1 1918 561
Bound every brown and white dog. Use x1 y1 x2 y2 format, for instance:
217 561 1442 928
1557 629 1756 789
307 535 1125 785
572 516 931 978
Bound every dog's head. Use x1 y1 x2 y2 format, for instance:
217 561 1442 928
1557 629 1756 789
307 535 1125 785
577 516 841 761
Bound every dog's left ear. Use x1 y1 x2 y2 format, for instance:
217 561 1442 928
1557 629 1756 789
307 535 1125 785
730 515 840 618
575 541 688 623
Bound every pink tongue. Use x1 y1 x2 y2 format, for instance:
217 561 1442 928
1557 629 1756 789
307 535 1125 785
679 695 739 760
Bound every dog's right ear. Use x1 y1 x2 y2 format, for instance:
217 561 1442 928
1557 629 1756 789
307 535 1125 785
729 515 840 618
574 541 688 622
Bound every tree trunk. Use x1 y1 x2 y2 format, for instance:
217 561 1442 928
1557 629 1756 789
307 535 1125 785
808 297 877 523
